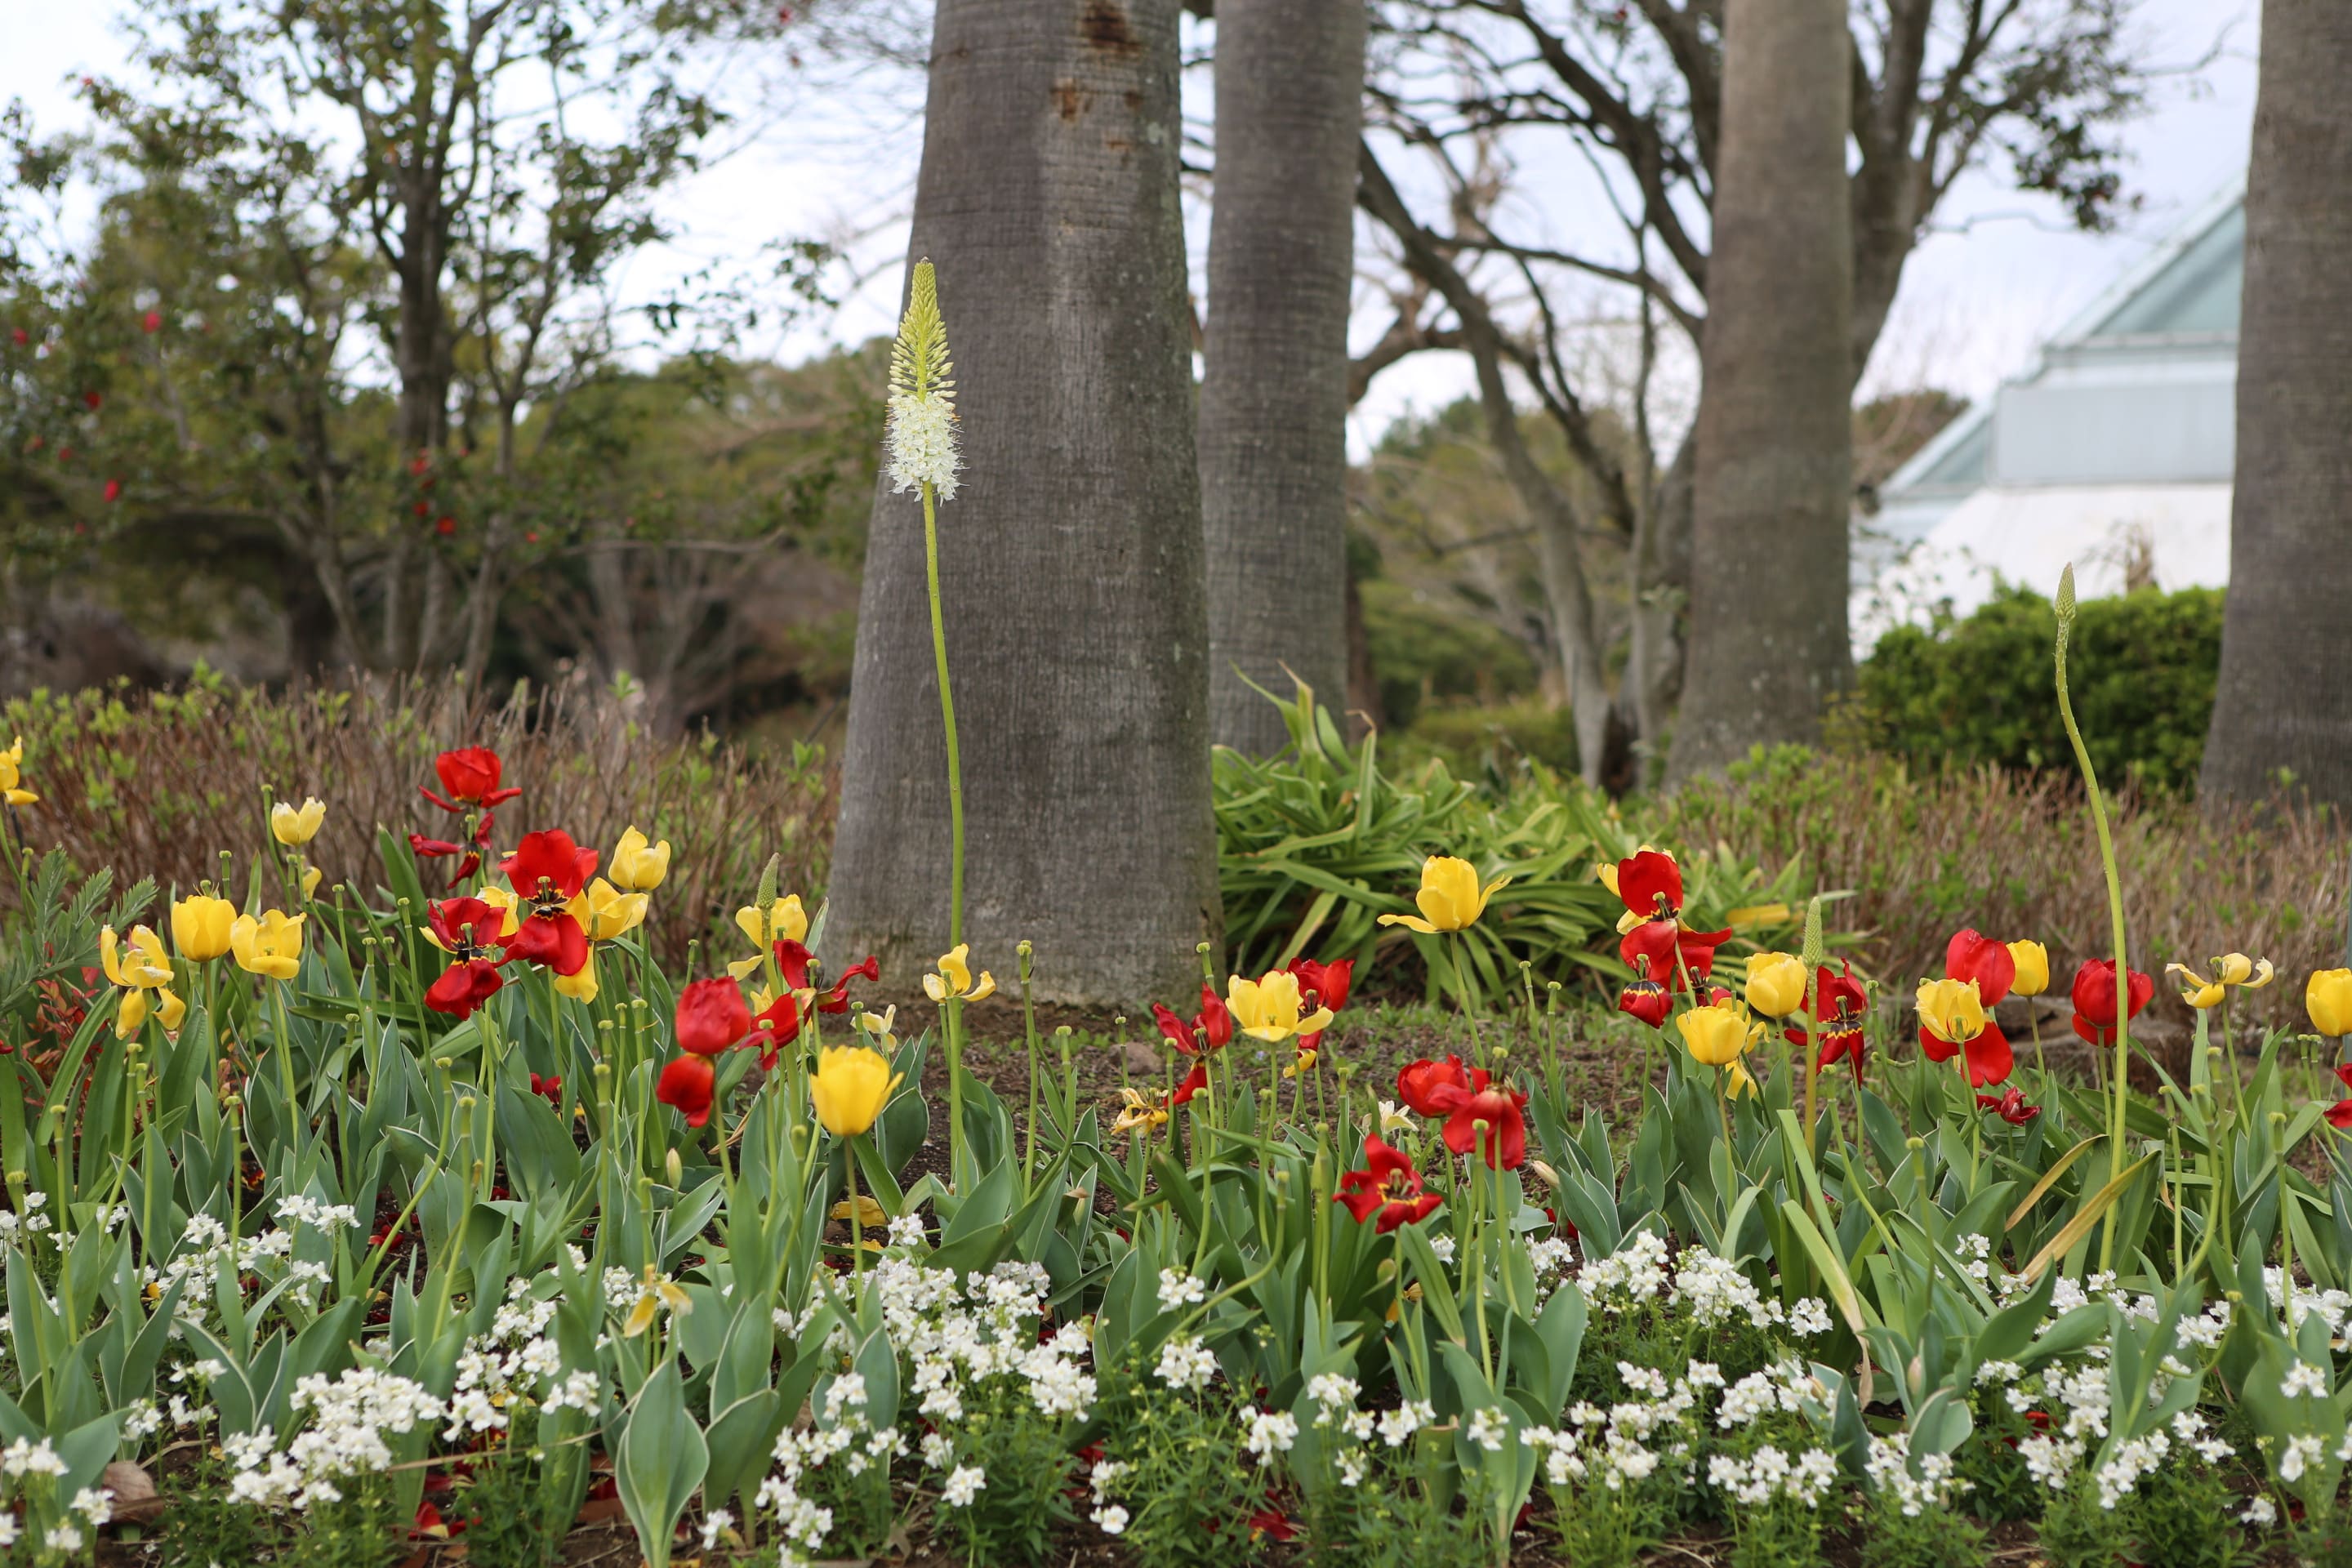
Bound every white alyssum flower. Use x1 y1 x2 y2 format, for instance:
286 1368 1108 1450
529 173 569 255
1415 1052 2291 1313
1377 1401 1433 1447
1244 1408 1299 1466
942 1465 986 1508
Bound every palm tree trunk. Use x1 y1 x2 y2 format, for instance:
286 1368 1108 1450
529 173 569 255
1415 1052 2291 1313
1199 0 1364 753
1668 0 1855 781
2201 2 2352 809
824 0 1220 1005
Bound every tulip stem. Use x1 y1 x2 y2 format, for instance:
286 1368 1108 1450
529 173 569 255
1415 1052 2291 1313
2054 565 2132 1271
270 980 302 1157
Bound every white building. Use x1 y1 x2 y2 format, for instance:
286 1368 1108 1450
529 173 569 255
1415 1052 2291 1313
1861 180 2243 644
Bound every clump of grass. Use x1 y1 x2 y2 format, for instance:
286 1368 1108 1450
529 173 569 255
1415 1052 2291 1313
1 668 835 965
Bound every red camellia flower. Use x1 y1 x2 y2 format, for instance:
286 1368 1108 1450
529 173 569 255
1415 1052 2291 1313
497 829 597 975
2069 958 2154 1048
675 977 752 1056
2324 1065 2352 1129
1396 1055 1470 1117
1976 1087 2040 1125
423 746 522 813
656 1054 716 1127
1788 962 1870 1076
422 897 511 1019
1421 1067 1529 1170
1333 1135 1444 1233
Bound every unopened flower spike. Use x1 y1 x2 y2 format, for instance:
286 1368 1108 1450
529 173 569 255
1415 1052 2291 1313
886 258 960 501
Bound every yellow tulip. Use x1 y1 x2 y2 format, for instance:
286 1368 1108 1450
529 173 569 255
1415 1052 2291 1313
2309 969 2352 1038
1725 1055 1761 1099
1743 952 1807 1019
728 894 808 980
230 909 305 981
1110 1087 1170 1134
621 1267 693 1339
154 987 186 1035
2167 964 2225 1009
1916 977 1989 1046
169 896 236 963
610 826 671 892
555 960 599 1004
1725 903 1794 930
0 735 35 807
809 1045 902 1137
2006 940 2050 997
477 886 525 938
1677 1001 1752 1067
831 1193 889 1227
113 984 185 1040
1226 969 1334 1044
100 925 175 990
270 796 325 846
1378 855 1511 934
569 878 648 943
854 1004 899 1054
923 943 996 1003
301 864 323 901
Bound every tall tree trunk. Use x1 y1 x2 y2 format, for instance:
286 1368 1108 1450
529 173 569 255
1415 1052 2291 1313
825 0 1219 1005
2202 3 2352 808
1668 0 1854 781
1199 0 1364 752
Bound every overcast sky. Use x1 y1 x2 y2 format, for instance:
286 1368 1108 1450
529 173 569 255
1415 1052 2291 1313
4 0 2259 451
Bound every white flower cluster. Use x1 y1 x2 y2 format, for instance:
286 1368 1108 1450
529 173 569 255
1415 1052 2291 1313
1086 1458 1130 1534
1579 1231 1669 1312
226 1369 445 1509
2264 1267 2352 1334
885 391 961 501
1243 1408 1299 1467
443 1280 598 1440
1706 1444 1838 1508
274 1196 360 1232
1717 1360 1820 1430
1156 1267 1207 1314
1156 1335 1219 1393
1522 1369 1704 1494
1864 1432 1972 1517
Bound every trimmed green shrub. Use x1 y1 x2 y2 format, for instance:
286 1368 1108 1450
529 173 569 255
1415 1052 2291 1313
1854 583 2221 792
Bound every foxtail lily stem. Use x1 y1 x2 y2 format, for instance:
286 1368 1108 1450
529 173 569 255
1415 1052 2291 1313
2054 564 2132 1270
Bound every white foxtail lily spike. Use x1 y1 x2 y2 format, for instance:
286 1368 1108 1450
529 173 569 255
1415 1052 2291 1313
886 259 960 501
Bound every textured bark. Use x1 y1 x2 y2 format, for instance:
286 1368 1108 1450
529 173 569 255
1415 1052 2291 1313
824 0 1219 1006
1668 0 1854 781
1199 0 1364 753
2202 3 2352 809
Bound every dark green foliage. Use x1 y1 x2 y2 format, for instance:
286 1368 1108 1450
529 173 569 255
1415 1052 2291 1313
1359 577 1540 728
1855 584 2221 792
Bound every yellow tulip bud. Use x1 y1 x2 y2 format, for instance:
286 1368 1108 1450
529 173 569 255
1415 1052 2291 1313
270 796 326 846
809 1045 902 1138
230 909 305 982
1743 952 1807 1019
2309 969 2352 1038
2006 940 2050 997
170 895 237 963
1677 1002 1751 1067
610 826 671 892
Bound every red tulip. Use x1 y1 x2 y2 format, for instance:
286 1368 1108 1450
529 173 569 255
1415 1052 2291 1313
497 830 596 975
657 1054 717 1127
1619 916 1733 992
2069 958 2153 1048
1169 1060 1209 1107
2325 1065 2352 1129
1396 1055 1469 1117
1333 1136 1444 1233
675 977 751 1057
410 833 463 859
1920 1017 2013 1088
1287 957 1353 1013
1787 963 1869 1076
1613 849 1682 920
748 990 800 1070
1422 1067 1529 1169
422 897 510 1019
530 1072 564 1107
102 478 122 503
1976 1087 2040 1125
425 746 522 812
773 940 877 1013
1618 975 1671 1029
82 390 101 411
1150 982 1234 1057
1946 929 2016 1008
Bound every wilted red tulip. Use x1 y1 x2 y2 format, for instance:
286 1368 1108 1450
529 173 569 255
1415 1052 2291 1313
2069 958 2154 1048
1152 981 1236 1058
497 829 596 975
1421 1067 1529 1169
675 977 751 1056
1946 929 2016 1008
2325 1065 2352 1129
656 1054 716 1127
1788 963 1869 1076
425 746 521 812
1169 1060 1208 1107
1976 1087 2040 1125
1396 1055 1469 1117
422 897 510 1019
1333 1136 1443 1233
